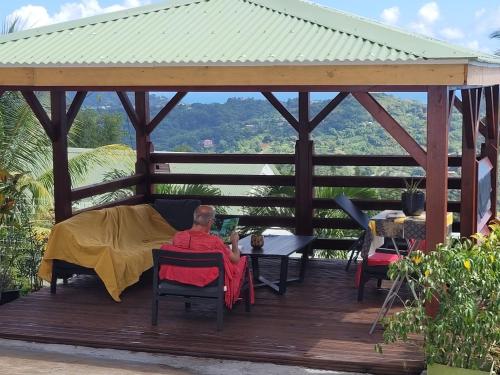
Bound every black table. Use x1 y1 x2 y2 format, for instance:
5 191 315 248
239 235 316 295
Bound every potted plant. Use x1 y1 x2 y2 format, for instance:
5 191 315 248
0 227 21 305
401 177 425 216
377 223 500 374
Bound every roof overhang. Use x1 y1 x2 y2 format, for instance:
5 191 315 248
0 63 499 90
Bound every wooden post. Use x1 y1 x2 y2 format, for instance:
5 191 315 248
295 92 313 237
426 86 449 251
460 89 479 237
134 92 152 200
51 91 72 223
485 85 499 219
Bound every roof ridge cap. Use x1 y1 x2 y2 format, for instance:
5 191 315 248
0 0 205 44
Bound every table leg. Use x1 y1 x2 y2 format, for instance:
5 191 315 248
299 245 310 282
278 256 289 295
251 256 260 282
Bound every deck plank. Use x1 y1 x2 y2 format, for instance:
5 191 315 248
0 259 423 374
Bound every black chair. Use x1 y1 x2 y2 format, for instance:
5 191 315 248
333 195 409 271
152 249 251 331
333 194 370 271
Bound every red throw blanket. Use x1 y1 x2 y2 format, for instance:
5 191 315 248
159 230 254 309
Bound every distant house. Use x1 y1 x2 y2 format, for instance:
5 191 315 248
202 139 214 148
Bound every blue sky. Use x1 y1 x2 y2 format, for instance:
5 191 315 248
1 0 499 103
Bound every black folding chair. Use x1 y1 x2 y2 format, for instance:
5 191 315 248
334 195 409 271
152 249 251 331
333 195 370 271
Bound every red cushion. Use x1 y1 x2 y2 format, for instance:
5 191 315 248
367 252 401 266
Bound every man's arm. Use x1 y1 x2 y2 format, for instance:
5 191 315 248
228 231 241 264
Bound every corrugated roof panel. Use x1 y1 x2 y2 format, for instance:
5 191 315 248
0 0 498 67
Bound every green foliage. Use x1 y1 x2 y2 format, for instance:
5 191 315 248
378 225 500 371
92 169 135 206
0 173 45 293
72 108 125 148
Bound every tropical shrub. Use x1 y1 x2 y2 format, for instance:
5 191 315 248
378 223 500 371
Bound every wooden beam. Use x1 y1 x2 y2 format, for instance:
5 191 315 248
485 86 497 140
71 174 145 201
353 92 427 169
135 92 153 199
116 91 140 130
485 85 499 219
454 96 488 138
51 91 72 222
151 152 294 165
460 90 476 149
426 86 449 251
295 92 313 237
460 91 478 237
21 91 54 140
261 92 299 131
66 91 87 130
309 92 349 131
148 92 187 134
0 64 474 87
448 90 456 124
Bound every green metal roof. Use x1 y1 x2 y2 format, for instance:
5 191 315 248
0 0 499 67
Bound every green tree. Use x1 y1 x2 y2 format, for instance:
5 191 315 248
0 91 134 223
72 108 124 148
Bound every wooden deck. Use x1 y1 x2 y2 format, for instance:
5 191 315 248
0 259 423 374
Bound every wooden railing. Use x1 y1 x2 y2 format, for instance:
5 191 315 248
70 153 463 251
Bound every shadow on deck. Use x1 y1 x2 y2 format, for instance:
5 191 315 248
0 259 423 375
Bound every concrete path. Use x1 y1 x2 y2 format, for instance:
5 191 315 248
0 339 371 375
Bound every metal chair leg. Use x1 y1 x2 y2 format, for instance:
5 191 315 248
216 298 224 331
152 296 159 326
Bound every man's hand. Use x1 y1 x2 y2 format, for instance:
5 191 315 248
230 231 240 246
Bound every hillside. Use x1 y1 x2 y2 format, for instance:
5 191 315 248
80 93 463 155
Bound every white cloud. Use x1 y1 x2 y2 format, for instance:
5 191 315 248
7 0 150 29
474 8 486 18
440 27 464 40
380 6 400 25
409 22 434 37
418 2 440 24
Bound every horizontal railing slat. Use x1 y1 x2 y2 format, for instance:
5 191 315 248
313 155 462 167
217 215 295 228
313 199 461 213
151 173 294 186
72 194 145 215
313 176 461 189
71 174 145 201
150 152 295 164
151 194 296 207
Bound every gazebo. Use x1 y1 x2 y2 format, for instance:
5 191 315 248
0 0 499 373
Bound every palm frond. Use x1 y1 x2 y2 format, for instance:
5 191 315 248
37 144 135 191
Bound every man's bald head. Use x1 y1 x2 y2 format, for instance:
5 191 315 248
193 205 216 226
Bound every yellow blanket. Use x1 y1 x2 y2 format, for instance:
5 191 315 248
38 204 176 301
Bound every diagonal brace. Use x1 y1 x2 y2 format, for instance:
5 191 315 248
22 91 55 141
67 91 87 130
309 92 349 132
353 92 427 170
261 92 299 132
117 91 140 130
148 92 187 134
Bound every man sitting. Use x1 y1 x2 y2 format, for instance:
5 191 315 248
160 205 253 308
